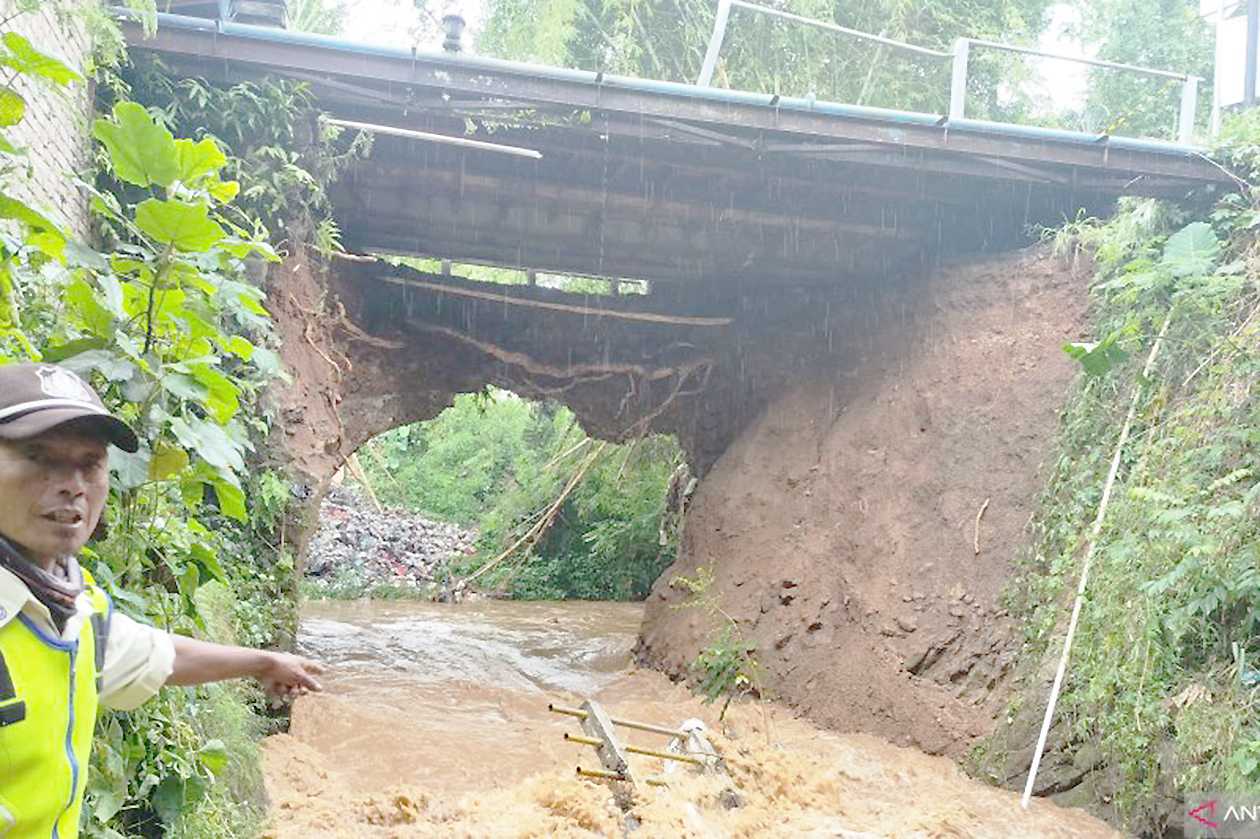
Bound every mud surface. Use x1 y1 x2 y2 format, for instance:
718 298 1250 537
639 248 1089 756
263 599 1115 837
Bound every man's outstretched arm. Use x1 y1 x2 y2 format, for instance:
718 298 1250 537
167 635 324 698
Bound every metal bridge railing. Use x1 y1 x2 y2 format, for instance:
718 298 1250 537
697 0 1203 145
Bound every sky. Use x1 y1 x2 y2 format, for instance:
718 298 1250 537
339 0 488 51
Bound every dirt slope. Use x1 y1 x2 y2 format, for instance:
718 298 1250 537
639 246 1089 756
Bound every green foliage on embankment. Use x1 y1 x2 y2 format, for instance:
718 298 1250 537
980 120 1260 831
0 5 352 834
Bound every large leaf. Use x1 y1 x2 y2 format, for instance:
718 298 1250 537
148 444 190 481
169 415 245 474
162 372 208 403
189 362 240 424
189 542 227 583
1161 222 1220 278
63 279 115 339
174 137 227 185
63 241 109 271
41 338 108 363
59 349 135 383
0 89 25 127
0 32 81 85
197 739 229 775
0 193 66 260
222 335 254 360
1063 332 1130 377
135 199 225 252
150 776 186 826
208 179 240 204
109 446 151 491
0 193 58 230
251 346 290 382
91 102 179 188
220 238 279 262
212 478 247 522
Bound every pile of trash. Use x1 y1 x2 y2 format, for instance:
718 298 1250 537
304 484 477 593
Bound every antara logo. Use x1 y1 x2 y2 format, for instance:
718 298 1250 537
1188 800 1219 829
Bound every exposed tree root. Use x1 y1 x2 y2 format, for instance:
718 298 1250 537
407 321 710 383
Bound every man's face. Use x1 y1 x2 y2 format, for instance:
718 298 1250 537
0 428 110 567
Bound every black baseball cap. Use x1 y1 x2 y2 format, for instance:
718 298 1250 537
0 363 139 452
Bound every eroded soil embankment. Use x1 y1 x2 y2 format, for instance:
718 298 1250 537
640 246 1088 756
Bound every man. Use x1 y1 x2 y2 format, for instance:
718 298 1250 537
0 363 323 837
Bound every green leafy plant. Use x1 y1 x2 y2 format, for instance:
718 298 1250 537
113 58 371 251
0 8 294 835
671 565 763 719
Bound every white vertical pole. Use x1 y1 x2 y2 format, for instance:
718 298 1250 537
1178 76 1199 144
949 38 970 121
698 0 733 87
1212 0 1226 137
1020 312 1173 810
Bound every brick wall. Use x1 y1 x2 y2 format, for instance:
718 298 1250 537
2 2 93 239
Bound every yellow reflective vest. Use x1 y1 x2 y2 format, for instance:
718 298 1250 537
0 575 110 839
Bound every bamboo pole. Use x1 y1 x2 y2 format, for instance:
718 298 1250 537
1021 311 1173 809
346 452 384 513
462 442 607 586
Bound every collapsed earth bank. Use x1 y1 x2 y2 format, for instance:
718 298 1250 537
639 246 1088 759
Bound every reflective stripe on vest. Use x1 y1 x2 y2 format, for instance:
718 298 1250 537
0 582 111 839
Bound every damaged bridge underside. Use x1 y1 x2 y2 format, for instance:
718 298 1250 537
128 14 1232 522
273 249 832 501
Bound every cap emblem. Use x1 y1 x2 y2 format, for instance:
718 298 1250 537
36 366 95 404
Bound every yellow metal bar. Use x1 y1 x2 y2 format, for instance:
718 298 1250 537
564 733 602 748
566 733 704 766
612 717 688 738
574 765 665 786
625 744 705 766
548 703 685 738
549 703 588 720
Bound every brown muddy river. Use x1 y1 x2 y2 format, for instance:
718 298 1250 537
262 599 1119 838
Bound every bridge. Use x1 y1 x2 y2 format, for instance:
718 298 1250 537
119 11 1234 501
125 12 1230 290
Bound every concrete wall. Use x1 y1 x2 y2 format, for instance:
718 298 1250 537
2 2 93 238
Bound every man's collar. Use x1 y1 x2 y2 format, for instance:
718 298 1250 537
0 564 33 628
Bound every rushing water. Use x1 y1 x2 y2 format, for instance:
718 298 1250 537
262 599 1120 838
286 599 646 796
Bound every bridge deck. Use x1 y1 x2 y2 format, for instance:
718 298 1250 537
125 13 1232 287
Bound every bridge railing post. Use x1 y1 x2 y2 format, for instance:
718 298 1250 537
1177 76 1199 145
949 38 970 122
698 0 733 87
